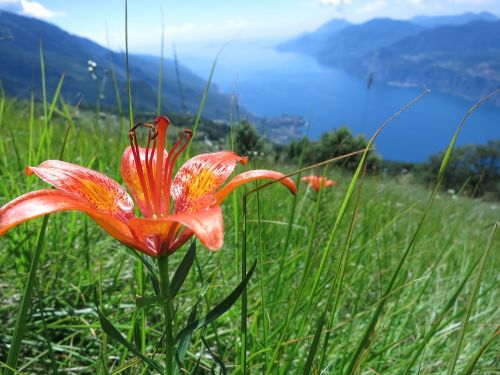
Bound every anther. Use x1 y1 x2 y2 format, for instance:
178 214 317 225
128 121 143 136
144 122 158 139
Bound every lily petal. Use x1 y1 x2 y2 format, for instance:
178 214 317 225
27 160 134 219
214 170 297 205
167 206 224 252
127 217 178 256
301 176 336 192
0 189 145 253
121 146 168 216
128 206 224 255
300 176 316 183
172 151 247 213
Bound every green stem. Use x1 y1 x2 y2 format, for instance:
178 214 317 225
5 216 49 375
158 256 173 375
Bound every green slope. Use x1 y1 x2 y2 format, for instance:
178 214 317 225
0 10 233 119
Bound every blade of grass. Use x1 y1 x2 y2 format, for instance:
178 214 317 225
175 260 257 344
36 43 49 160
266 90 430 374
344 89 500 374
27 94 34 189
317 167 367 371
4 216 49 375
240 194 249 375
105 21 126 170
173 44 187 114
235 149 365 373
4 53 77 375
184 42 229 160
47 73 65 124
157 7 164 117
271 126 310 299
0 95 5 129
461 328 498 375
125 0 133 129
93 289 164 373
447 223 497 374
170 241 196 299
123 2 147 367
0 361 23 375
40 43 48 125
401 254 483 373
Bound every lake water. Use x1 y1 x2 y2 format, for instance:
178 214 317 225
180 42 500 162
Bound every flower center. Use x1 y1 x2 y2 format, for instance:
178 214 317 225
128 116 192 218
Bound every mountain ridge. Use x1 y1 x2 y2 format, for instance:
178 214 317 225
361 20 500 103
0 10 235 119
410 11 498 27
277 13 500 106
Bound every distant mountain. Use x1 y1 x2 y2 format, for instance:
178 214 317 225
0 11 234 119
276 18 350 54
278 18 424 65
362 21 500 104
278 13 500 106
316 19 424 66
411 11 498 28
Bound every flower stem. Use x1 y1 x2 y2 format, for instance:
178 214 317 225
158 255 173 375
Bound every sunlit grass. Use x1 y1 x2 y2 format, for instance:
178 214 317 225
0 88 498 374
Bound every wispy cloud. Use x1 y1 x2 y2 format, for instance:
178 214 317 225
82 19 252 53
357 0 388 13
453 0 494 4
317 0 352 6
0 0 65 19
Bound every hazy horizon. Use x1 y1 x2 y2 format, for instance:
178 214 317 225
0 0 499 57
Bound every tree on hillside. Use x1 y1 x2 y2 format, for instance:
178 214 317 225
285 126 380 170
421 140 500 199
234 120 262 156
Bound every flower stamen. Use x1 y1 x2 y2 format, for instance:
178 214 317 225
145 133 159 215
154 117 169 216
128 126 153 217
162 129 193 216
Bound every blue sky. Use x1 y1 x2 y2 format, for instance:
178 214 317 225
1 0 499 55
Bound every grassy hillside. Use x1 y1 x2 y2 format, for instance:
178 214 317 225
0 92 498 374
0 11 234 119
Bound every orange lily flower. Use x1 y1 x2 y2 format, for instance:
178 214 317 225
301 175 337 193
0 116 296 257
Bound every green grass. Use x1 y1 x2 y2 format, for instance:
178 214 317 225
0 93 498 374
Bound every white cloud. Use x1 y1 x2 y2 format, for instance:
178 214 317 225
407 0 425 4
357 0 388 13
82 19 252 53
453 0 494 3
317 0 352 6
0 0 64 19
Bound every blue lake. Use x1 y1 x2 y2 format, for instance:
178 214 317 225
181 42 500 162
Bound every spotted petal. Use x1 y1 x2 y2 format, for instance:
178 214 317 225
214 170 297 205
0 189 145 253
27 160 134 219
171 151 247 213
128 206 224 256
